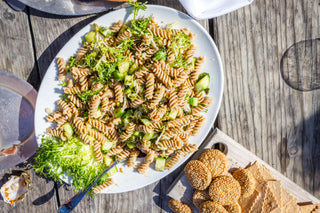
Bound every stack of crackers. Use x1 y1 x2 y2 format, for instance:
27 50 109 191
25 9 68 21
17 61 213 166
168 149 320 213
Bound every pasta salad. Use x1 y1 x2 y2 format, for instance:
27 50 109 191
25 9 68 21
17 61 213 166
34 2 212 194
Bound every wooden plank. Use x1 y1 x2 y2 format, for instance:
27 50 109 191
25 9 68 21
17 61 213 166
168 128 320 212
0 2 57 212
0 2 39 88
28 4 163 213
212 0 320 198
28 9 97 80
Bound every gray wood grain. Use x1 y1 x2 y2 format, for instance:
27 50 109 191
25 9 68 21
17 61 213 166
213 0 320 198
0 1 39 88
0 2 57 212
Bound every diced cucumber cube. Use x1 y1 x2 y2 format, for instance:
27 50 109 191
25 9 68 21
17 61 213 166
168 109 178 120
155 157 166 171
85 123 92 129
189 97 199 107
118 61 130 73
143 131 154 140
95 109 102 118
195 73 210 93
140 118 152 126
126 142 136 149
85 31 96 43
62 122 74 139
106 166 118 177
133 131 140 137
124 75 134 88
102 141 114 152
113 71 126 81
128 64 139 75
114 108 125 118
99 27 111 37
103 155 114 167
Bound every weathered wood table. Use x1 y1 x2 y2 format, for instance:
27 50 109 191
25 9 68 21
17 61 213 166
0 0 319 212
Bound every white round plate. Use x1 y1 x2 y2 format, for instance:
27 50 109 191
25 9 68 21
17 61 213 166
34 5 224 193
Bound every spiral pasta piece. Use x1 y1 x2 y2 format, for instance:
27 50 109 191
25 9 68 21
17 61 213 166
120 122 136 142
158 138 183 150
88 118 109 134
159 148 175 158
136 125 153 133
145 72 155 100
134 68 149 79
149 25 171 39
111 20 123 33
180 144 198 157
116 149 131 160
173 69 191 88
105 128 119 143
72 117 87 134
107 146 123 156
93 140 103 163
127 149 140 168
149 121 163 132
153 66 173 88
56 57 66 81
87 127 108 143
63 86 81 94
79 75 89 92
165 151 182 170
184 44 197 64
46 111 63 122
91 82 104 91
138 150 156 174
190 56 205 82
163 127 182 138
166 51 175 63
46 128 67 141
166 115 193 128
148 104 167 122
79 134 93 145
55 116 69 128
89 94 101 118
137 140 151 154
115 29 132 45
192 115 206 136
68 94 83 109
195 91 205 103
76 44 90 61
192 97 213 115
57 99 72 118
66 79 73 88
151 85 165 105
93 179 113 194
136 35 152 52
168 90 179 110
130 96 145 108
114 82 124 103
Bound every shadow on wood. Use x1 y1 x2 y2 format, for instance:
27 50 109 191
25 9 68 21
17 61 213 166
27 13 103 87
152 162 188 212
277 109 320 195
280 38 320 92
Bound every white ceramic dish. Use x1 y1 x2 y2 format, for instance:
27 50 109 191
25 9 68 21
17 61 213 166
0 70 38 170
34 5 224 193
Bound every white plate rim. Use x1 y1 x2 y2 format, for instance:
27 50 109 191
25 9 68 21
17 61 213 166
34 4 224 193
